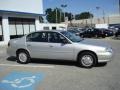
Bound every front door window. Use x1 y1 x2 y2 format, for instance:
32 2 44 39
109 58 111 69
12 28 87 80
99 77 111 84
48 32 66 43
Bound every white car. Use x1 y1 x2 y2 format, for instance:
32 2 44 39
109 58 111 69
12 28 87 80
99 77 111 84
7 30 113 68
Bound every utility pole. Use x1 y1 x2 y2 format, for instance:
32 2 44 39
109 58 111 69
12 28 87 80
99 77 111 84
90 14 93 27
70 12 73 26
59 9 62 23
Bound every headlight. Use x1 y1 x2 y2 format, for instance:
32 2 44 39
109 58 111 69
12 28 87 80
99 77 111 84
105 48 112 52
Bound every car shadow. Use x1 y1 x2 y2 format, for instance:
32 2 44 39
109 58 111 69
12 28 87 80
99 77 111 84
7 56 17 61
7 56 78 66
31 59 78 66
95 63 107 67
7 56 107 67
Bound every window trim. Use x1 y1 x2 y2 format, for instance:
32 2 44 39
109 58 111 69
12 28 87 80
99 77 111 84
0 17 3 41
26 31 72 44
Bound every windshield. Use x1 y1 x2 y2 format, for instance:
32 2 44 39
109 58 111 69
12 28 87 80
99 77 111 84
61 31 83 42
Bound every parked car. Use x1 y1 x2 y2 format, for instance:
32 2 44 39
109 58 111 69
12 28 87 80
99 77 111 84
115 29 120 37
109 25 120 34
67 29 84 36
7 30 113 68
100 29 114 37
80 28 106 38
109 26 117 34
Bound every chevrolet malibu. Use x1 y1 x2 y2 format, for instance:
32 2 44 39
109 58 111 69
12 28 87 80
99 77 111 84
7 30 113 68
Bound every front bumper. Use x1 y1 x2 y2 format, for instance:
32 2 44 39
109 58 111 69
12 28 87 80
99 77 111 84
97 51 113 63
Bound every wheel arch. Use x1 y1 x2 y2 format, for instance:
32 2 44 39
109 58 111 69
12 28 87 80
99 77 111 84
77 50 98 63
16 48 30 56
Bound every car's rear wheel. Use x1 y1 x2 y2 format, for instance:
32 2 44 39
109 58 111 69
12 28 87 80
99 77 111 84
80 34 84 38
95 34 98 38
78 52 97 68
102 35 106 38
17 50 30 64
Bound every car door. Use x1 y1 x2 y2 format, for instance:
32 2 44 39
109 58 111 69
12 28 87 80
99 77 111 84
85 29 92 37
26 32 51 59
47 32 74 60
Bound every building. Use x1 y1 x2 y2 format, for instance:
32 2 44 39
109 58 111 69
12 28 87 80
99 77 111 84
66 15 120 28
39 23 67 30
0 0 68 45
0 0 43 45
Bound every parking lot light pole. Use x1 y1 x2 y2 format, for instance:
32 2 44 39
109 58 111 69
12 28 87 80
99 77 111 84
96 6 106 24
56 8 58 23
61 4 67 22
118 0 120 15
102 9 105 23
59 9 62 23
96 7 100 24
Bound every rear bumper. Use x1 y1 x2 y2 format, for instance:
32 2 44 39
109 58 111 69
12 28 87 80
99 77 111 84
7 47 16 57
97 51 113 63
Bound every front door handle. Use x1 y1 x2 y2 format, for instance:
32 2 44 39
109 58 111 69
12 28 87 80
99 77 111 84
27 44 31 47
49 45 53 47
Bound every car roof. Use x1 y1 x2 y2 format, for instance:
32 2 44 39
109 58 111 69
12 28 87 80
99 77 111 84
35 30 66 33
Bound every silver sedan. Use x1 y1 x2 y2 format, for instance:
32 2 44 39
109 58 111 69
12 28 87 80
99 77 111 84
7 30 113 68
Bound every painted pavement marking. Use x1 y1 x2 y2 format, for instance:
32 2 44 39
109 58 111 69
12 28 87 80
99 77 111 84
0 71 45 90
0 64 55 68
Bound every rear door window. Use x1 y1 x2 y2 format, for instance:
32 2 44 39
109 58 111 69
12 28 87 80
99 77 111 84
26 32 48 42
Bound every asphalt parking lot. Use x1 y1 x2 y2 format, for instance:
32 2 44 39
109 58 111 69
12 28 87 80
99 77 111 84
0 39 120 90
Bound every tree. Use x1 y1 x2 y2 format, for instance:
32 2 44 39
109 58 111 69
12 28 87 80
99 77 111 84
65 12 74 21
45 8 74 23
46 8 63 23
75 12 94 20
46 8 56 23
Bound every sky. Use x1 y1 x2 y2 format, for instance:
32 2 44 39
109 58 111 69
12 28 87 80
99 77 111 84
43 0 119 17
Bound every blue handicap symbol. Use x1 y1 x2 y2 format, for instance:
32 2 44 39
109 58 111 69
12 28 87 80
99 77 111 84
0 71 44 90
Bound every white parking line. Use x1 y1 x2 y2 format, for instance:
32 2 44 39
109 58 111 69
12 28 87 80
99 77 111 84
0 64 55 68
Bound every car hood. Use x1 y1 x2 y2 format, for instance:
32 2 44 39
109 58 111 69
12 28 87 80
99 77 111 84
80 39 110 48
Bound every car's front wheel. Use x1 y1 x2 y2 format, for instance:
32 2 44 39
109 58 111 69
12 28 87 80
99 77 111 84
17 50 30 64
78 52 97 68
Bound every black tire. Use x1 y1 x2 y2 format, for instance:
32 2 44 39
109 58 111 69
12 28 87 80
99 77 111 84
81 35 84 38
115 34 118 37
102 35 106 38
78 52 97 68
101 62 107 66
17 50 31 64
95 34 98 38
